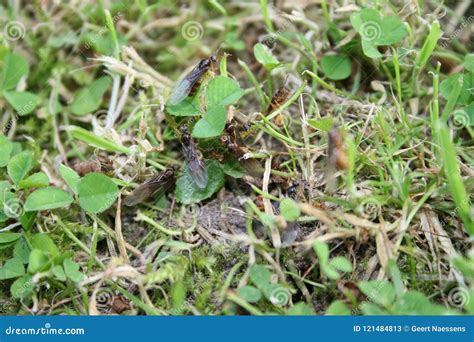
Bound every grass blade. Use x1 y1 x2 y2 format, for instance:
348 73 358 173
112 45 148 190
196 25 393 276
68 126 130 154
436 122 473 235
415 20 441 72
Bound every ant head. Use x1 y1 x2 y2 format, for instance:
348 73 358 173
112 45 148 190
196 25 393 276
220 135 230 144
199 55 216 69
169 164 180 172
179 125 189 135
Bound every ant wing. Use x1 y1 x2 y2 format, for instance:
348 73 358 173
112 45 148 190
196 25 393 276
168 65 207 105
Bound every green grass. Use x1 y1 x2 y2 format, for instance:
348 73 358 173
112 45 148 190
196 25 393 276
0 0 472 316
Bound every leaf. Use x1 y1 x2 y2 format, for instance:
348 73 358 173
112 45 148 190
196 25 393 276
78 173 119 213
260 213 276 228
222 31 245 51
0 232 21 244
30 233 60 257
440 73 473 106
249 264 273 289
460 72 474 106
253 43 279 70
20 211 36 230
69 125 130 154
377 16 407 45
63 258 84 282
441 72 464 121
350 9 382 39
329 256 353 272
192 105 227 138
465 54 474 72
0 212 8 223
287 302 316 315
10 275 34 299
3 91 41 116
320 55 352 80
69 76 111 115
361 39 382 58
206 76 244 109
0 52 29 91
0 239 18 250
47 30 78 48
13 238 30 264
308 117 334 132
350 9 381 32
237 285 262 303
10 142 21 156
0 181 12 202
313 241 342 279
351 9 407 59
360 302 387 315
0 135 13 167
24 186 73 212
222 160 245 178
358 280 395 307
175 160 225 204
0 258 25 280
313 241 330 264
27 249 50 273
452 255 474 280
280 198 300 222
325 300 351 315
262 283 290 305
387 259 404 298
321 264 341 280
19 172 49 189
59 164 80 194
52 265 67 281
82 31 127 56
166 96 203 116
392 291 447 315
7 151 33 185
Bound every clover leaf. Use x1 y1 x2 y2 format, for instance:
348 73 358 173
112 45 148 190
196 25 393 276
351 9 407 58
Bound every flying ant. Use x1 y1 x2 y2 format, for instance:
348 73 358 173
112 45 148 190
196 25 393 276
74 156 113 176
167 55 217 105
325 126 349 192
220 123 248 158
328 127 349 170
221 122 263 177
266 81 291 126
123 167 177 207
180 126 207 189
